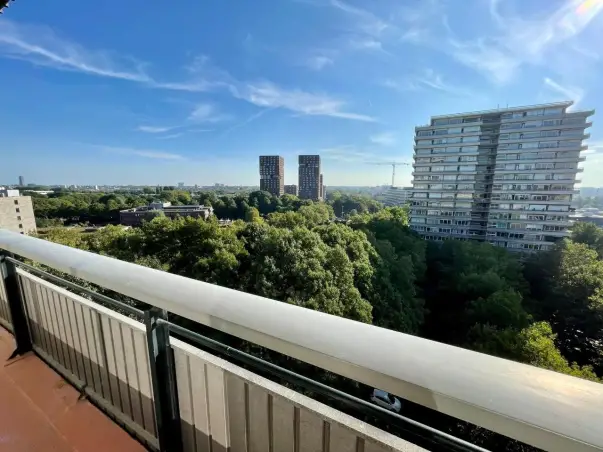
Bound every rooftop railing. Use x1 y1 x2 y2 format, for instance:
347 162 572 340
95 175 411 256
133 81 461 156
1 230 602 452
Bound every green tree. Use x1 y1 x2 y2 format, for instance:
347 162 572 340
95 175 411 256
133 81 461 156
518 322 598 381
467 289 530 331
244 207 262 223
571 222 603 257
236 223 372 322
422 240 526 345
524 240 603 373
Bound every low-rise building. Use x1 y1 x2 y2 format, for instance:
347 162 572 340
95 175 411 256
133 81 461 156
381 186 413 206
284 184 298 196
0 189 36 234
120 203 213 226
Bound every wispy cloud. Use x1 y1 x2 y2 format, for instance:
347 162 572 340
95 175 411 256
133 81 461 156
219 108 274 138
329 0 389 36
321 145 408 164
383 69 471 96
294 0 392 59
188 103 231 123
148 80 216 92
99 145 185 160
234 81 376 122
349 38 386 52
156 133 185 140
303 55 334 71
156 128 215 139
183 60 378 121
0 20 151 82
370 132 396 146
448 40 519 85
136 125 176 134
586 140 603 154
400 27 429 44
321 145 378 163
0 21 375 123
543 77 585 107
447 0 603 83
571 43 600 61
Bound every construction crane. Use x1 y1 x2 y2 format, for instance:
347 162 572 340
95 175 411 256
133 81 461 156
366 161 410 187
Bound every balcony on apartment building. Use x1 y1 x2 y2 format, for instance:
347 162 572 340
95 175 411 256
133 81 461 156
0 229 602 452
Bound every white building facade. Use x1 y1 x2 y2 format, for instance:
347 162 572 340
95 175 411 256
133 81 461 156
381 186 413 206
410 101 592 252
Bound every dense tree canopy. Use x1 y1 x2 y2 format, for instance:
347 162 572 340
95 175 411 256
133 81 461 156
31 189 386 227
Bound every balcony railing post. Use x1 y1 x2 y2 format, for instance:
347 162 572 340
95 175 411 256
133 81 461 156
144 307 183 452
0 253 32 357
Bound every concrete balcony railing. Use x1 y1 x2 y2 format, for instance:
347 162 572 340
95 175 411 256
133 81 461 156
1 230 603 452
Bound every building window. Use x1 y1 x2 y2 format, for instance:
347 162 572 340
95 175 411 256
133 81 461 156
17 216 21 220
19 224 23 229
14 200 18 205
15 208 20 213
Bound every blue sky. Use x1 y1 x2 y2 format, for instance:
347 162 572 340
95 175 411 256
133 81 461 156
1 0 602 187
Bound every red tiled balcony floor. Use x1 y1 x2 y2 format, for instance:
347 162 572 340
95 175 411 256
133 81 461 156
0 326 146 452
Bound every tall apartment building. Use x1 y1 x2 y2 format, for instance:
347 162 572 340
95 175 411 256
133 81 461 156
410 101 592 252
0 190 36 235
299 155 321 200
259 155 284 196
319 174 324 200
284 184 298 196
18 176 24 186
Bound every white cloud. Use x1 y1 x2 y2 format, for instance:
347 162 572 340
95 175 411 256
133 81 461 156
571 44 600 60
348 38 388 53
447 0 603 83
383 69 471 96
0 21 225 93
370 132 396 146
543 77 585 107
149 80 216 92
0 20 150 82
235 81 376 122
329 0 389 36
132 150 185 160
447 39 520 84
295 0 392 57
580 150 603 186
0 22 375 123
304 55 334 70
156 133 185 140
100 145 185 160
587 140 603 153
219 108 274 138
137 125 176 133
400 27 429 44
188 103 231 123
321 145 377 162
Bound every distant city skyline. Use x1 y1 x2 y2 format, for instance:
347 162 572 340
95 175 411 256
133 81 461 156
1 1 602 187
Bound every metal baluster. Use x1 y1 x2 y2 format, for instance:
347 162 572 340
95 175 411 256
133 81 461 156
0 254 32 357
144 307 183 452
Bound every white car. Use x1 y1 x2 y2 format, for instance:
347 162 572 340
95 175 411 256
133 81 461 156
370 389 402 413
